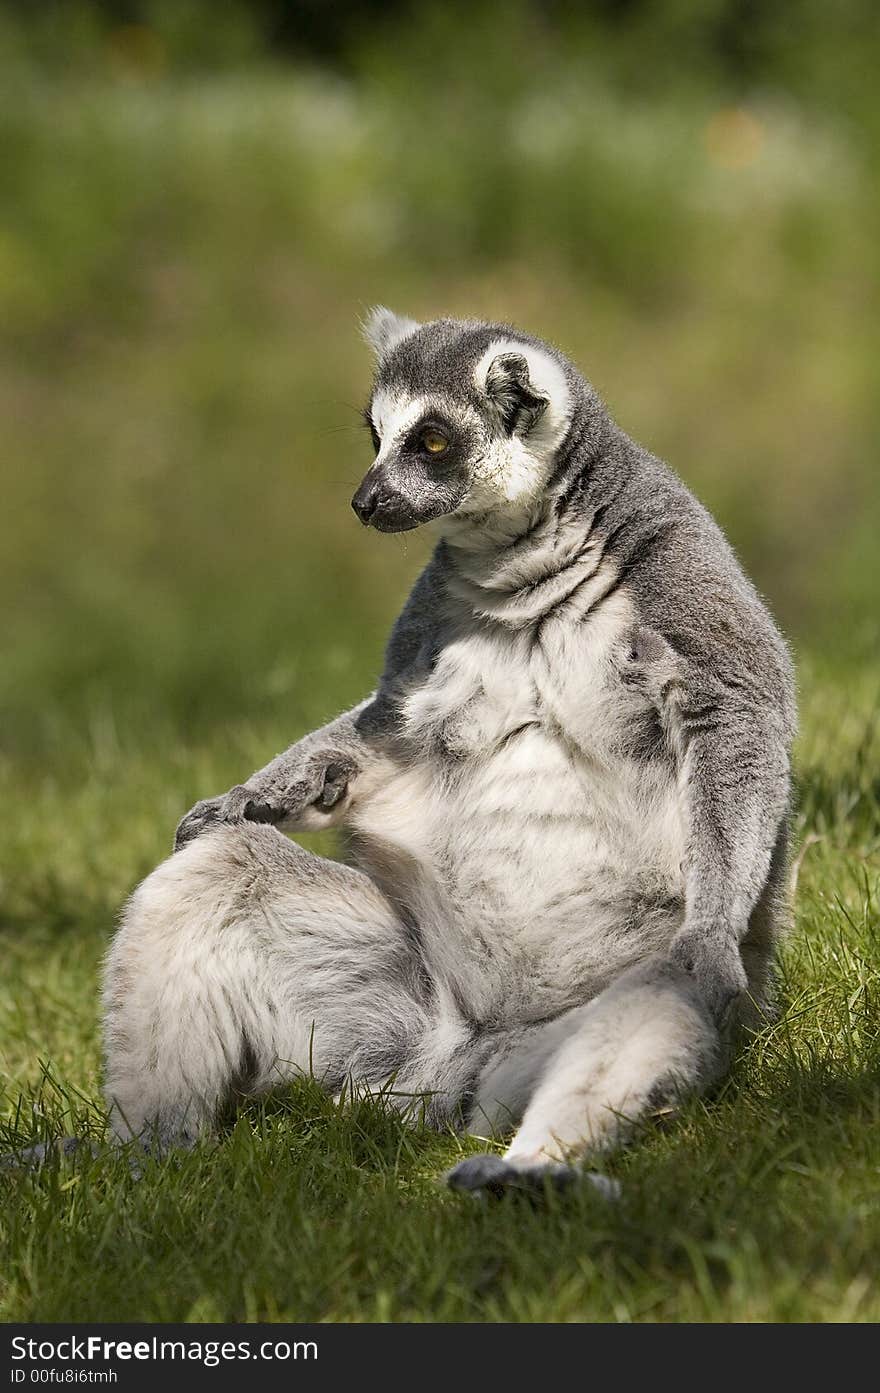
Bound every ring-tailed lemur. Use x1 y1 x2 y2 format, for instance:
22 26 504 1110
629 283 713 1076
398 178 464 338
102 310 795 1193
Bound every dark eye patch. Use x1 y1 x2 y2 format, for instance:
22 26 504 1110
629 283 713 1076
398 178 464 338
404 418 455 458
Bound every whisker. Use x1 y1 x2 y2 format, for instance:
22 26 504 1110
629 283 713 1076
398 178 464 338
317 423 374 438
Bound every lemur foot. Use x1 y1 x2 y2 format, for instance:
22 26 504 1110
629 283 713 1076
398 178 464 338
445 1152 621 1201
0 1136 96 1170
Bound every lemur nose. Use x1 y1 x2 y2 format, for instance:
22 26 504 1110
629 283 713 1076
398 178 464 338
351 477 380 524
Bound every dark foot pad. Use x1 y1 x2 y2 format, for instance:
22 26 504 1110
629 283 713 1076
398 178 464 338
445 1153 620 1201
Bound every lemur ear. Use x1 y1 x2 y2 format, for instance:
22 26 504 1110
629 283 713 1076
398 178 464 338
361 306 421 361
484 352 550 437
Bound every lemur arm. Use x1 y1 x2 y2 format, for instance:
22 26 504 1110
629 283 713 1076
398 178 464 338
173 695 393 849
667 668 793 1022
174 553 444 851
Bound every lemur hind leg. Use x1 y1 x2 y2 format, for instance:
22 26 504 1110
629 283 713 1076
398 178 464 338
103 823 432 1153
448 957 725 1196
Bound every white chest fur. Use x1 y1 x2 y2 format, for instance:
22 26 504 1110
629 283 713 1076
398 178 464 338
351 588 687 1021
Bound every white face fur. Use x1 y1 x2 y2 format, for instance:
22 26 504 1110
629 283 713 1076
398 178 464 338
360 309 574 534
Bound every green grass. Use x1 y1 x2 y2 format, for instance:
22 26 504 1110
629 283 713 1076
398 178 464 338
1 33 879 1322
1 654 879 1322
0 651 874 1314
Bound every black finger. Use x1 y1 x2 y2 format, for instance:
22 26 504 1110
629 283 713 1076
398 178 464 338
316 767 349 809
242 799 282 824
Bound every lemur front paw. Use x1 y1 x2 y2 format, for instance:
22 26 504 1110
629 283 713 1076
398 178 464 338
173 752 358 852
669 933 748 1025
220 753 358 827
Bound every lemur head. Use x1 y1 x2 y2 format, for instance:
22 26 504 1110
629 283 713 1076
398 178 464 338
352 309 577 534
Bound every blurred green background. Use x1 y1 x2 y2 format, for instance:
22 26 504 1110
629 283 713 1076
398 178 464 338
2 0 879 773
2 1 880 1325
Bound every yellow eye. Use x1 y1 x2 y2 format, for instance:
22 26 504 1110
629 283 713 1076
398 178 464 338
422 430 449 455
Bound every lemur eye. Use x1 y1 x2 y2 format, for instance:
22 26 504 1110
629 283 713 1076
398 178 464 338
422 430 449 455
